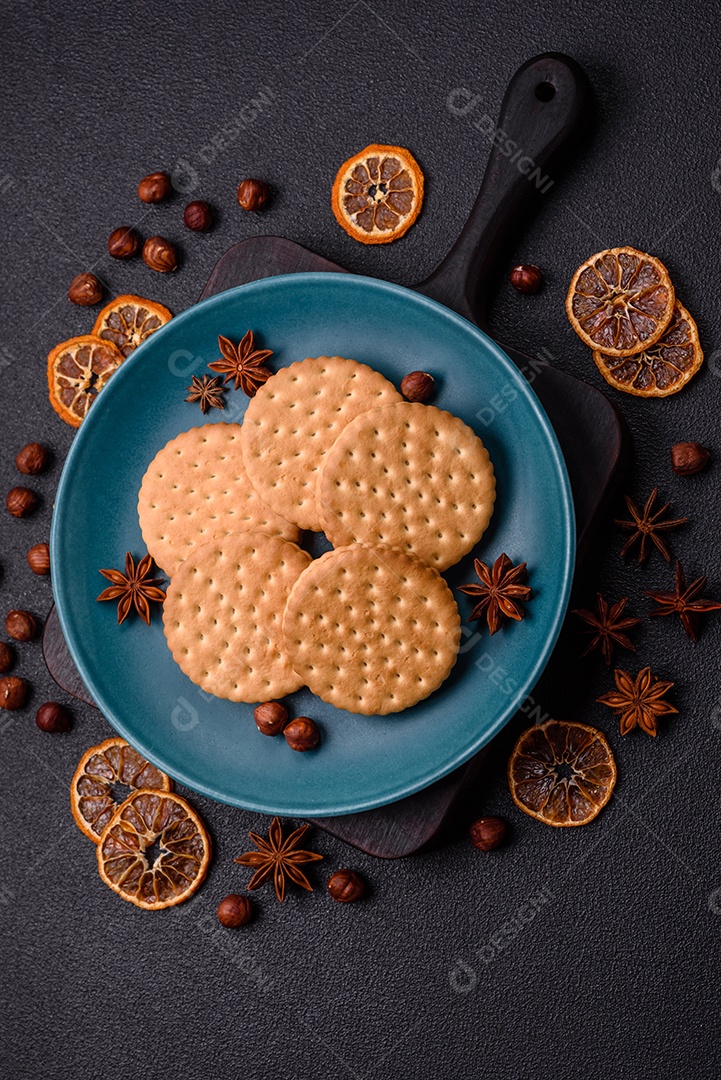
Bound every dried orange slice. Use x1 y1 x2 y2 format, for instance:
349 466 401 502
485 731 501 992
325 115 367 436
97 789 210 909
566 246 674 356
48 334 125 427
593 300 703 397
92 293 172 356
508 720 617 827
331 144 423 244
70 737 173 843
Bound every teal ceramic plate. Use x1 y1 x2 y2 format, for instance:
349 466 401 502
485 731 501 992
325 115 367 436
51 273 574 816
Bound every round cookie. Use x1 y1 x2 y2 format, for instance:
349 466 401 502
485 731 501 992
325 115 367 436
241 356 403 532
282 542 461 715
163 532 312 702
138 423 300 575
317 402 496 571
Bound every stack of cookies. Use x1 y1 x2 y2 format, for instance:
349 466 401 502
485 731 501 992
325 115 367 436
138 356 496 715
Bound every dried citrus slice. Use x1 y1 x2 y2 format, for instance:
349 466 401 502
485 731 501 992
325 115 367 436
508 720 617 827
70 737 173 843
593 300 703 397
97 789 210 909
331 144 423 244
92 293 172 356
47 334 125 427
566 246 674 356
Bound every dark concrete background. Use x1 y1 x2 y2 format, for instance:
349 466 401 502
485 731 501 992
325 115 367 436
2 1 721 1077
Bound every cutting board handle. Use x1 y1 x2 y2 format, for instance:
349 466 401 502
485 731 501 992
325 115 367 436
415 53 592 323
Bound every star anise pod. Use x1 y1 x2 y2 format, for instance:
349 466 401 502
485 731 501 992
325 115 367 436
234 817 323 902
96 552 166 625
598 666 677 737
208 330 273 396
458 553 532 635
615 487 687 563
572 594 642 665
185 373 226 413
645 560 721 642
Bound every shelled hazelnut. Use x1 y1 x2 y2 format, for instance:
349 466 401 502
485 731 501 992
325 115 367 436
6 487 38 517
138 171 172 203
254 700 289 736
27 543 50 575
143 236 178 272
68 272 103 306
469 816 506 851
400 371 435 403
108 226 141 259
217 894 253 927
16 443 49 475
237 178 270 211
327 869 366 903
0 642 14 673
35 702 72 733
510 264 542 294
670 441 710 476
283 716 319 751
5 610 38 642
0 676 27 710
183 200 213 231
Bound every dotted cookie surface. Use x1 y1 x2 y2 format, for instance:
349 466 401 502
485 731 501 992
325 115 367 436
282 542 461 715
241 356 402 532
163 532 312 702
317 402 496 571
138 424 300 575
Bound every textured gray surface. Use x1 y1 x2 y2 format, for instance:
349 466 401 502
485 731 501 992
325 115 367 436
2 1 721 1077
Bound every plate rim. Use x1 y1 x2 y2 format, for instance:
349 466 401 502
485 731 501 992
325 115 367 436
50 271 576 816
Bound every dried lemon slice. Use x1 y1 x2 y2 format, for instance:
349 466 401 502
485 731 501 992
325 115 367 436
566 246 674 356
70 737 173 843
97 790 210 909
593 300 703 397
92 293 172 356
331 144 423 244
508 720 617 827
47 334 125 427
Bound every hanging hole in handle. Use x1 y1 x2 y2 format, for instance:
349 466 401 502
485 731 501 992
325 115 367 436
535 81 556 102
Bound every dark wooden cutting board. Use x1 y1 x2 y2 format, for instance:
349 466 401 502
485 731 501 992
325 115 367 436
44 53 624 857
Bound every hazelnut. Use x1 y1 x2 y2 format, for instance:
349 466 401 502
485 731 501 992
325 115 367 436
68 272 104 306
0 642 14 673
183 200 213 231
469 816 506 851
35 701 72 733
254 700 289 736
143 236 178 273
6 610 38 642
510 264 543 294
138 171 172 203
108 226 141 259
327 869 366 903
27 543 51 576
15 442 49 476
670 441 710 476
217 893 253 927
237 178 271 212
283 716 319 752
400 371 435 403
0 676 27 710
6 487 38 518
